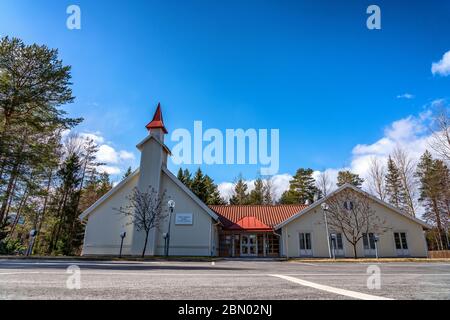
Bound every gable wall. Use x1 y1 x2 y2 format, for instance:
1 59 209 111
281 200 428 258
154 173 215 256
82 173 139 256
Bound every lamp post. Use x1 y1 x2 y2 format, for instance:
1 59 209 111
165 200 176 257
374 235 380 259
321 203 332 259
330 233 337 259
119 231 126 258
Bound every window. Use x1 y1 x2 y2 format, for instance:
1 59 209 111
363 233 376 250
394 232 408 250
344 201 354 210
336 233 343 250
299 233 312 250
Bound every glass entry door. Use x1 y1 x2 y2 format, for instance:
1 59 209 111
299 233 313 257
363 233 376 257
240 234 258 257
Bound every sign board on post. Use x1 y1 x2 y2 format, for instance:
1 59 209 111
175 213 193 225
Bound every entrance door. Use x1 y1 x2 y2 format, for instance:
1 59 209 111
394 232 409 256
363 233 376 257
330 233 344 257
240 234 258 257
299 233 313 257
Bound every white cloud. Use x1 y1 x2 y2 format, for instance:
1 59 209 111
432 50 450 76
218 182 235 201
397 93 414 99
63 131 137 177
97 145 119 163
80 132 105 144
98 165 121 175
119 150 135 161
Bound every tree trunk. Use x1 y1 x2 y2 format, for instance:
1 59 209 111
0 162 20 223
353 244 358 259
34 173 53 254
142 231 150 258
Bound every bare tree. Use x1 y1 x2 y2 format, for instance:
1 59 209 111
324 188 389 258
430 108 450 163
316 171 333 197
367 157 386 201
392 147 417 217
115 186 168 258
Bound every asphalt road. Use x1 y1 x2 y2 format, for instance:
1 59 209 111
0 259 449 300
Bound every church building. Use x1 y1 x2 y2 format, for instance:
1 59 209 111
79 105 430 258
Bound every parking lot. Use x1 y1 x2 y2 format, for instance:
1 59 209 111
0 259 449 300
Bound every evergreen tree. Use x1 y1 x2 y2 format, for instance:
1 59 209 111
0 36 80 224
204 175 225 205
177 168 192 188
416 151 450 250
48 153 83 255
336 170 364 188
249 178 265 205
385 156 403 208
190 168 208 203
123 167 133 180
229 175 249 205
280 168 318 204
263 179 274 205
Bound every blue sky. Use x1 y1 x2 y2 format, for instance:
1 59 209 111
1 0 449 194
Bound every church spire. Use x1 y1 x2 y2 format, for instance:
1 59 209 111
145 103 168 134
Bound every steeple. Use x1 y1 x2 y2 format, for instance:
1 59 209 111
146 103 168 134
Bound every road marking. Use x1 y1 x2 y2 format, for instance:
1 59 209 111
0 272 42 276
270 274 393 300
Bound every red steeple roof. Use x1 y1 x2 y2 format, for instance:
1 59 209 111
145 103 168 134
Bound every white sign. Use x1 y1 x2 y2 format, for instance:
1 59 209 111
175 213 193 225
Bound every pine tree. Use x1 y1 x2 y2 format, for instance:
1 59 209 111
336 170 364 188
204 175 225 205
249 178 265 205
229 175 249 205
263 179 274 205
190 168 208 203
416 151 449 250
123 167 133 180
385 156 403 208
48 153 83 255
0 36 80 224
280 168 318 204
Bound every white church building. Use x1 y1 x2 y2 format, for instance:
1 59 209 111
79 104 430 258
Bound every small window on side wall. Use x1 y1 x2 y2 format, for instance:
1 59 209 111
343 200 353 210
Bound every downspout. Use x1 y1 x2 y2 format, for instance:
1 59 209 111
210 219 221 257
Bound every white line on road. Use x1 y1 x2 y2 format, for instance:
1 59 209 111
270 274 394 300
0 272 42 276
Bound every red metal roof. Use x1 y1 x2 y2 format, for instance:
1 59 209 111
228 216 272 231
146 103 168 134
209 205 308 231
